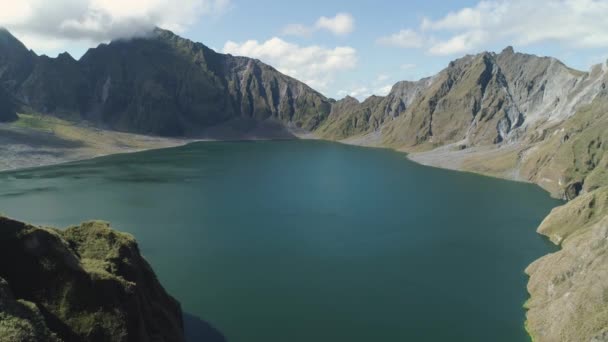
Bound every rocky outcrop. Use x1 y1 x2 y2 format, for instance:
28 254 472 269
0 217 185 342
525 187 608 342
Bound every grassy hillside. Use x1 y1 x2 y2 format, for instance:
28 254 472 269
0 113 186 171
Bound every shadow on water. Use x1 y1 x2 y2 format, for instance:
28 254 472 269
184 313 227 342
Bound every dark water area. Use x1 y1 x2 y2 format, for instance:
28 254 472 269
0 140 562 341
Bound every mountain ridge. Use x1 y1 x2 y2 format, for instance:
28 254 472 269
0 27 332 137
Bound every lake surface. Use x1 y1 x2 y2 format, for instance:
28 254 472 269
0 140 562 342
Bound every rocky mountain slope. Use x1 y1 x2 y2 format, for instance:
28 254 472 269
323 47 605 156
0 217 185 342
0 86 16 122
316 78 433 140
0 28 331 138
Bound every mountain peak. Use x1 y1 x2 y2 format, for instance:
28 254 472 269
501 46 515 55
150 27 188 44
0 28 28 51
152 27 176 38
57 51 75 61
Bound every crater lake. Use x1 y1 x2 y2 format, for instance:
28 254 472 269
0 140 562 342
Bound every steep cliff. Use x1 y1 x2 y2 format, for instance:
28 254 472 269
0 217 185 342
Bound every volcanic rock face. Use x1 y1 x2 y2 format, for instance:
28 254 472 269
0 217 185 342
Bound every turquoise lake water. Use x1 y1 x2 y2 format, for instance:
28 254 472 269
0 140 562 341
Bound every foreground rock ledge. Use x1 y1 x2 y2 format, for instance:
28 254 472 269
0 217 185 342
525 187 608 342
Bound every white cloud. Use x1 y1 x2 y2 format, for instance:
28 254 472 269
337 83 393 101
428 31 487 56
420 6 483 31
376 74 390 82
375 84 393 96
281 24 314 38
401 63 416 70
315 13 355 36
337 72 395 100
0 0 231 54
338 86 369 99
282 13 355 37
223 37 357 91
379 0 608 56
376 29 424 48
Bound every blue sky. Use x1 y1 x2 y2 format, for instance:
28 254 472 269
3 0 608 99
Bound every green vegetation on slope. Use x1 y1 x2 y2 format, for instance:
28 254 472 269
525 187 608 342
0 278 61 342
0 217 185 342
316 96 385 139
381 52 521 149
521 90 608 199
